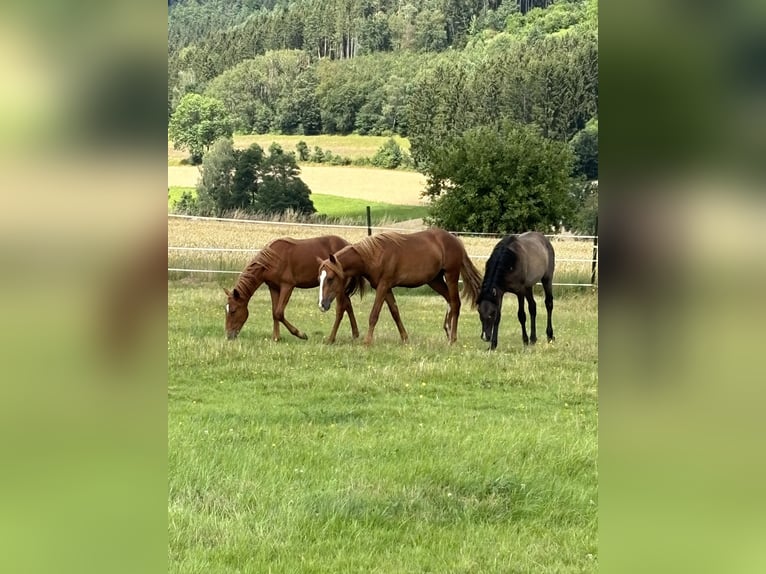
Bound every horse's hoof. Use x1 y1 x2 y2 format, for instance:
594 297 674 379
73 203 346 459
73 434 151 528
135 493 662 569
298 333 308 340
324 338 335 345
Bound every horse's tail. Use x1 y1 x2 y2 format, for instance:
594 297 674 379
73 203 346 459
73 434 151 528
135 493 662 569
345 275 368 300
460 250 483 308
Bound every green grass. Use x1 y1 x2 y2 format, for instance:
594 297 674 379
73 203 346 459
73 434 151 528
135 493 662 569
168 282 598 572
168 187 427 224
312 194 427 224
168 186 191 210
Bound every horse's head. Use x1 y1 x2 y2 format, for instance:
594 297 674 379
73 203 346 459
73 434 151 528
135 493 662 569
478 288 500 344
223 287 249 340
317 254 344 312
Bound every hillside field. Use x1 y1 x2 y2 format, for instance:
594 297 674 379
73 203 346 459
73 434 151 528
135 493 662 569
168 134 412 166
169 164 427 206
168 280 598 572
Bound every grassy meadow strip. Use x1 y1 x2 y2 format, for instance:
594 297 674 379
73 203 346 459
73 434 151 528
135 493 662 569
168 187 428 226
311 194 429 224
169 282 597 572
168 134 411 165
168 281 598 573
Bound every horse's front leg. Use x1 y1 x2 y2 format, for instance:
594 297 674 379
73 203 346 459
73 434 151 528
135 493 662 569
543 277 555 342
325 293 351 344
344 296 360 339
384 291 408 343
490 311 502 350
525 288 537 344
516 293 529 345
275 285 307 340
364 285 389 346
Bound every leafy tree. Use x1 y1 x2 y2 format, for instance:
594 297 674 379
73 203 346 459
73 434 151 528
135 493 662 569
424 120 574 233
232 143 265 209
570 180 598 235
570 117 598 180
310 146 325 163
169 93 232 164
196 140 315 216
371 138 404 169
295 140 310 161
256 144 316 215
196 136 237 215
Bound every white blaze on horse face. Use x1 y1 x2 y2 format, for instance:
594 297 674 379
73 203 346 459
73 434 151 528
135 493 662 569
318 269 327 308
226 303 229 313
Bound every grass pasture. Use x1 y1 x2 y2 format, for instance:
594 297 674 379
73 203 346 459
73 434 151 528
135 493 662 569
168 187 428 226
168 280 598 572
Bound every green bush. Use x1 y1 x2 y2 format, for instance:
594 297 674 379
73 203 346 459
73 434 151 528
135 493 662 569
371 138 403 169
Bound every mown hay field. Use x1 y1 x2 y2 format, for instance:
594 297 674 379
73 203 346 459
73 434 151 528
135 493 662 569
168 165 428 206
168 134 411 165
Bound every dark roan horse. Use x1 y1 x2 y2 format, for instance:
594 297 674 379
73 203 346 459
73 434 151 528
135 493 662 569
224 235 363 343
478 231 555 350
317 228 482 345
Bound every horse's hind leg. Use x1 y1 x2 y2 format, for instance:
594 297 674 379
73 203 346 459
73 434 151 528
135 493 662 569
268 286 281 341
427 276 456 342
344 295 360 339
525 288 537 344
516 293 529 345
444 271 462 344
543 276 554 342
383 291 409 343
275 285 308 340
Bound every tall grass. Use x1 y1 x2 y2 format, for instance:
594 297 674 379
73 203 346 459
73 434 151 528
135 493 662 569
167 217 599 289
169 281 598 572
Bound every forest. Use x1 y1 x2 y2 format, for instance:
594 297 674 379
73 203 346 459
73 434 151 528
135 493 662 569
168 0 598 232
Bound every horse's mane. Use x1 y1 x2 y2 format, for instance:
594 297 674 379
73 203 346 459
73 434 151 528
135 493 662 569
351 232 406 262
479 235 518 301
234 238 296 298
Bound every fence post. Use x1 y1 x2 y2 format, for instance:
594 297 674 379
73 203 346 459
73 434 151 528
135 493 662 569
366 206 372 236
590 216 598 285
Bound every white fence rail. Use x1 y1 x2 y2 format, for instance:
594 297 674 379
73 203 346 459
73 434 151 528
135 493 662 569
168 215 598 287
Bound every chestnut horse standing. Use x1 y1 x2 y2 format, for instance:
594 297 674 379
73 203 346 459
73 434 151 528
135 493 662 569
224 236 362 343
317 228 482 345
477 232 555 350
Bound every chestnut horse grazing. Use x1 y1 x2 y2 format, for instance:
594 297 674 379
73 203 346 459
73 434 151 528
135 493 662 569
224 236 362 343
478 232 555 350
318 228 482 345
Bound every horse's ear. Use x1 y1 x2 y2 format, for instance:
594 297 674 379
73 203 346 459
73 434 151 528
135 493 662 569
316 256 324 267
329 253 337 264
232 288 241 300
223 287 231 297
